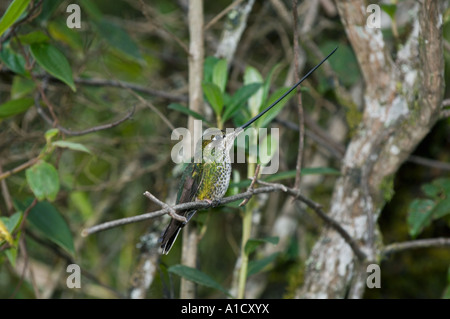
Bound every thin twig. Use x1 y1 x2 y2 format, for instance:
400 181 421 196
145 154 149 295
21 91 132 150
35 94 136 136
407 155 450 171
442 98 450 107
239 164 260 207
122 85 175 131
269 0 292 27
138 0 190 55
256 179 288 192
204 0 245 30
274 117 345 159
289 188 367 262
441 109 450 119
73 78 187 102
18 198 38 233
382 238 450 256
34 79 59 126
0 157 40 182
441 99 450 118
143 191 187 223
0 162 14 213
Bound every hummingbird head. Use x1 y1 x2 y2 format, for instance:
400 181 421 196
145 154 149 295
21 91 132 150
200 128 243 163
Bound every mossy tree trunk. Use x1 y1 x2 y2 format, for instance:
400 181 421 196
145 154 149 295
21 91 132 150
297 0 445 298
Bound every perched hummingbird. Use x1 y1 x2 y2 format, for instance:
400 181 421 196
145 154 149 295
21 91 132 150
160 47 337 254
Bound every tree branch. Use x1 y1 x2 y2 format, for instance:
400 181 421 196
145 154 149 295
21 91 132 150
382 238 450 256
238 164 260 207
35 93 136 136
204 0 245 30
71 78 187 102
143 191 187 223
82 180 367 261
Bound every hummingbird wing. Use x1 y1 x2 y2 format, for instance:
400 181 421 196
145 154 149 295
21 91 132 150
176 162 204 204
160 162 204 254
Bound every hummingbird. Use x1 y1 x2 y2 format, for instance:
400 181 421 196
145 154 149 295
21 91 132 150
160 47 337 254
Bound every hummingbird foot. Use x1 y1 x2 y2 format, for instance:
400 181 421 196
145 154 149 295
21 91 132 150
212 199 222 208
202 199 221 208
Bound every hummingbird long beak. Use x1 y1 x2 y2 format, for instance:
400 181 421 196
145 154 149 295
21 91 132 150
224 127 244 150
238 46 338 131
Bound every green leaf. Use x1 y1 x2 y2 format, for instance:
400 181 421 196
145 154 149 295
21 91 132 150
69 191 94 219
422 182 442 199
245 236 279 255
248 252 279 277
430 197 450 220
35 0 61 23
168 264 232 297
417 178 450 221
0 212 22 263
30 43 76 91
79 0 103 20
407 199 435 238
0 46 26 75
19 199 75 255
203 56 220 83
52 140 92 154
0 211 22 233
202 82 224 115
255 86 295 128
5 239 19 266
0 97 33 118
445 267 450 299
443 285 450 299
45 128 59 144
48 21 83 50
92 19 143 62
0 219 14 245
168 103 210 124
421 178 450 200
381 4 397 20
26 161 60 201
262 63 282 108
0 0 32 37
11 76 35 99
223 83 262 122
212 59 228 93
432 178 450 195
0 212 20 265
16 30 50 45
244 66 264 116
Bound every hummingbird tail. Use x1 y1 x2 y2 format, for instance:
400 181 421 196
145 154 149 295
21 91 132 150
159 210 197 255
160 219 183 255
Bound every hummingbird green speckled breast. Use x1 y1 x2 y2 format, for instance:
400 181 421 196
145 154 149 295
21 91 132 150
159 47 337 254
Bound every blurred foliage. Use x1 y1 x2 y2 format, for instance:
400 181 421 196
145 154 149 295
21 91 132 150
0 0 449 299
